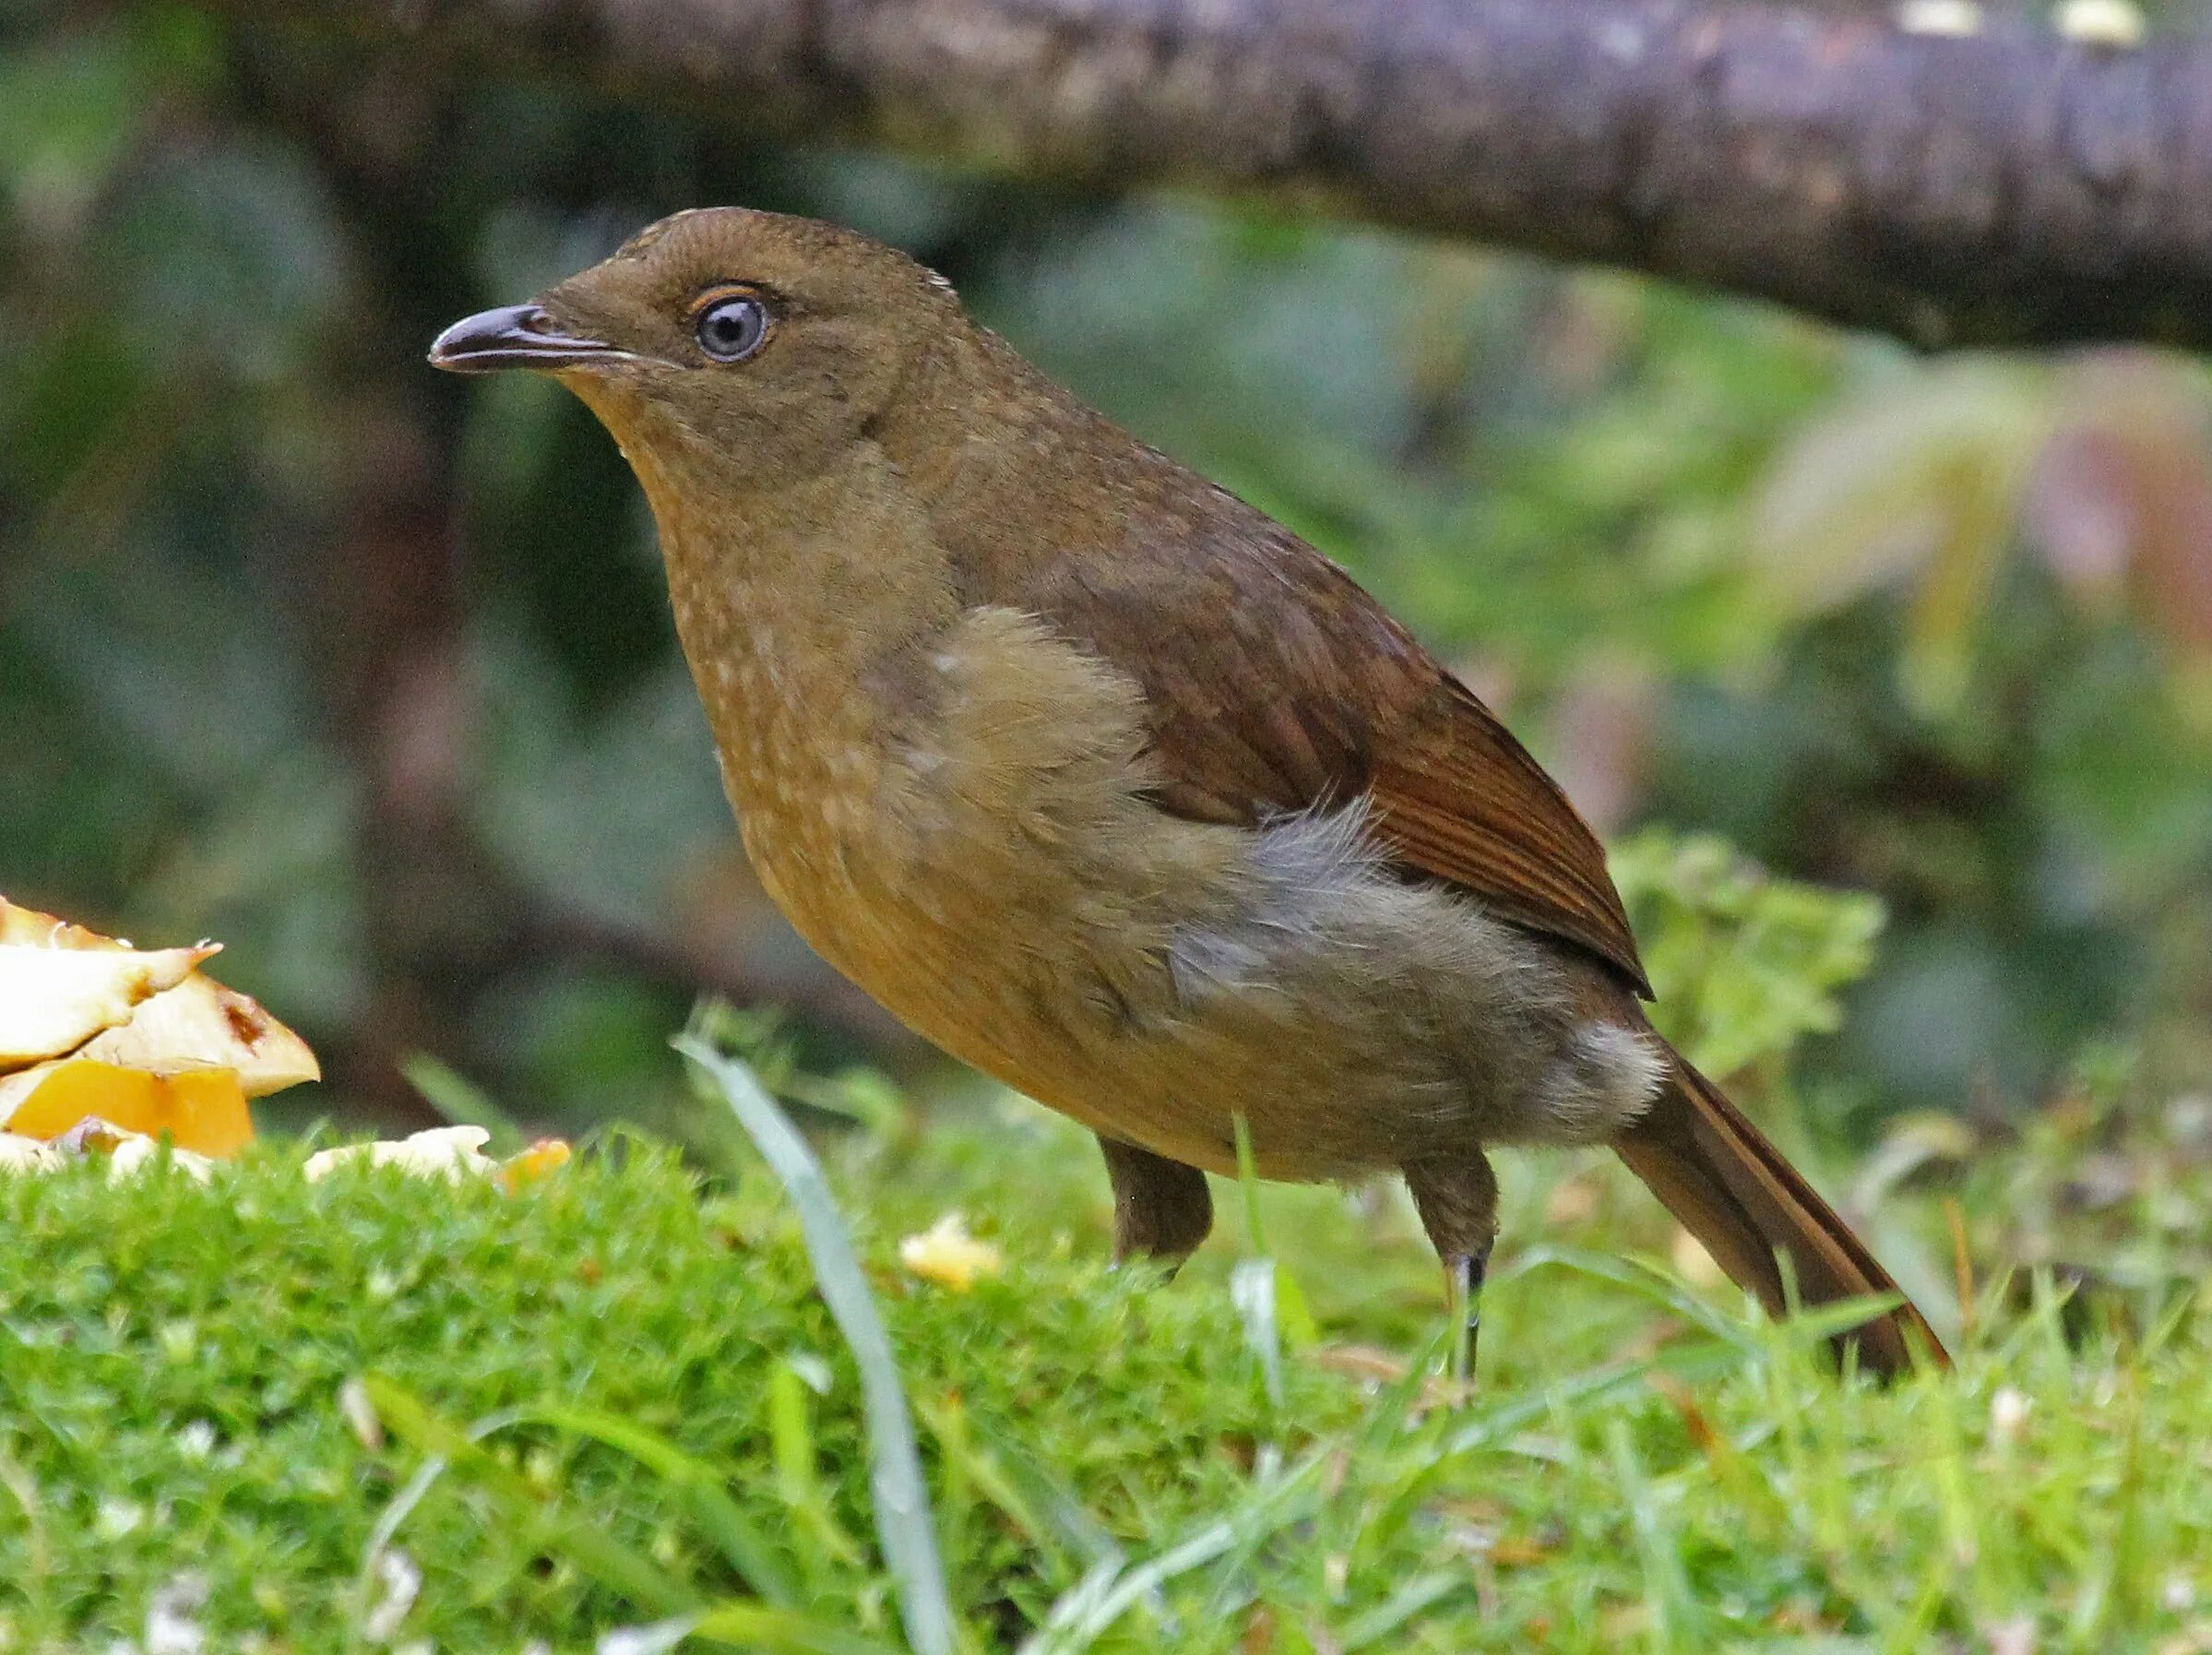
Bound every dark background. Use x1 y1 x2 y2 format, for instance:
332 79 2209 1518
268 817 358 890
6 1 2209 1156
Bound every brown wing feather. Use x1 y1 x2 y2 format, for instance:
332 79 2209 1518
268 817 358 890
1369 679 1650 993
988 489 1650 994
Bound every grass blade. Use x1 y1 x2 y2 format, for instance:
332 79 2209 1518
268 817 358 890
1020 1450 1330 1654
1445 1339 1745 1457
1230 1257 1284 1409
594 1605 899 1655
348 1452 447 1655
360 1375 696 1615
678 1034 958 1655
478 1402 798 1606
914 1399 1123 1581
400 1054 524 1150
771 1359 868 1584
1510 1244 1912 1363
1339 1570 1465 1650
1230 1115 1317 1351
1606 1418 1700 1651
1504 1244 1750 1341
688 1601 910 1655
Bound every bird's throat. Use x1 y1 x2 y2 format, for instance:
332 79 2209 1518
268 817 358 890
595 406 962 932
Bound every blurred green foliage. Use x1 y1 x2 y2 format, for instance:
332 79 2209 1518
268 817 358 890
1612 828 1885 1081
5 3 2211 1143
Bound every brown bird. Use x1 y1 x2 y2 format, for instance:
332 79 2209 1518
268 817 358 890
432 208 1942 1375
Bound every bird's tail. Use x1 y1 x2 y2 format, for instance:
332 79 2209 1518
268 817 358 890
1612 1049 1946 1377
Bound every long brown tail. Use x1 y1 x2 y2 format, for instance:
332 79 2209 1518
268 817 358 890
1612 1050 1947 1377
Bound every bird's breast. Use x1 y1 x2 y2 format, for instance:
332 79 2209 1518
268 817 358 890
671 583 1229 1113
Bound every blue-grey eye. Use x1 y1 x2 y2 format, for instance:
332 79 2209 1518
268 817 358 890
696 293 769 362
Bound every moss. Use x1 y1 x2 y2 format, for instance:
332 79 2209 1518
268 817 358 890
0 1136 2206 1650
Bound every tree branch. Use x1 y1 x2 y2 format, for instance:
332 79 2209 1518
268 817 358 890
205 0 2212 351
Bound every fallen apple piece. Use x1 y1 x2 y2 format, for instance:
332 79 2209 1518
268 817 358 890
0 1119 218 1180
77 972 319 1099
0 943 215 1071
303 1125 498 1184
0 894 319 1152
49 1117 218 1184
497 1138 572 1190
898 1211 1004 1292
0 1060 253 1158
0 896 125 952
107 1133 218 1184
0 1133 64 1173
303 1127 577 1191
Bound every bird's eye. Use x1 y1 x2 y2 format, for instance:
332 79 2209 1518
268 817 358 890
695 293 770 363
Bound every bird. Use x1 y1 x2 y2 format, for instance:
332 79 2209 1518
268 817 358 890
431 207 1943 1376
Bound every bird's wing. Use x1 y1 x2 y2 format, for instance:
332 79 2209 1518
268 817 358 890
999 507 1651 995
1367 674 1649 994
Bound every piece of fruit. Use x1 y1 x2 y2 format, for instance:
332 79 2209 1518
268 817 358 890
898 1211 1004 1291
0 1133 63 1173
0 1061 253 1157
0 944 214 1070
77 973 319 1098
0 897 120 951
303 1125 497 1184
496 1138 573 1190
102 1129 218 1184
0 895 317 1152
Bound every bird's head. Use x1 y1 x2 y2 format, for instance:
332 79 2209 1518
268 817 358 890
430 207 966 487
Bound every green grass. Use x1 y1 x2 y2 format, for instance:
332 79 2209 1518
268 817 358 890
1 1080 2208 1652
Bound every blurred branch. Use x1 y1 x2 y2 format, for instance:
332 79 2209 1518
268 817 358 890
198 0 2212 351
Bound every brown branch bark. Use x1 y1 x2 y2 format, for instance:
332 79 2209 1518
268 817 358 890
202 0 2212 351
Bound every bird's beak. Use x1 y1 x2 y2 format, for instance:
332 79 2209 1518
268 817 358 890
428 304 629 374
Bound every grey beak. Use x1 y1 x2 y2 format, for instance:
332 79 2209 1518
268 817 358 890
428 304 624 373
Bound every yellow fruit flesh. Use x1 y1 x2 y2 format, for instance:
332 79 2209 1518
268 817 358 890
0 1061 253 1157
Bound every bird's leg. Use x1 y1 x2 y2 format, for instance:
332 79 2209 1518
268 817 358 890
1404 1153 1501 1382
1097 1136 1213 1270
